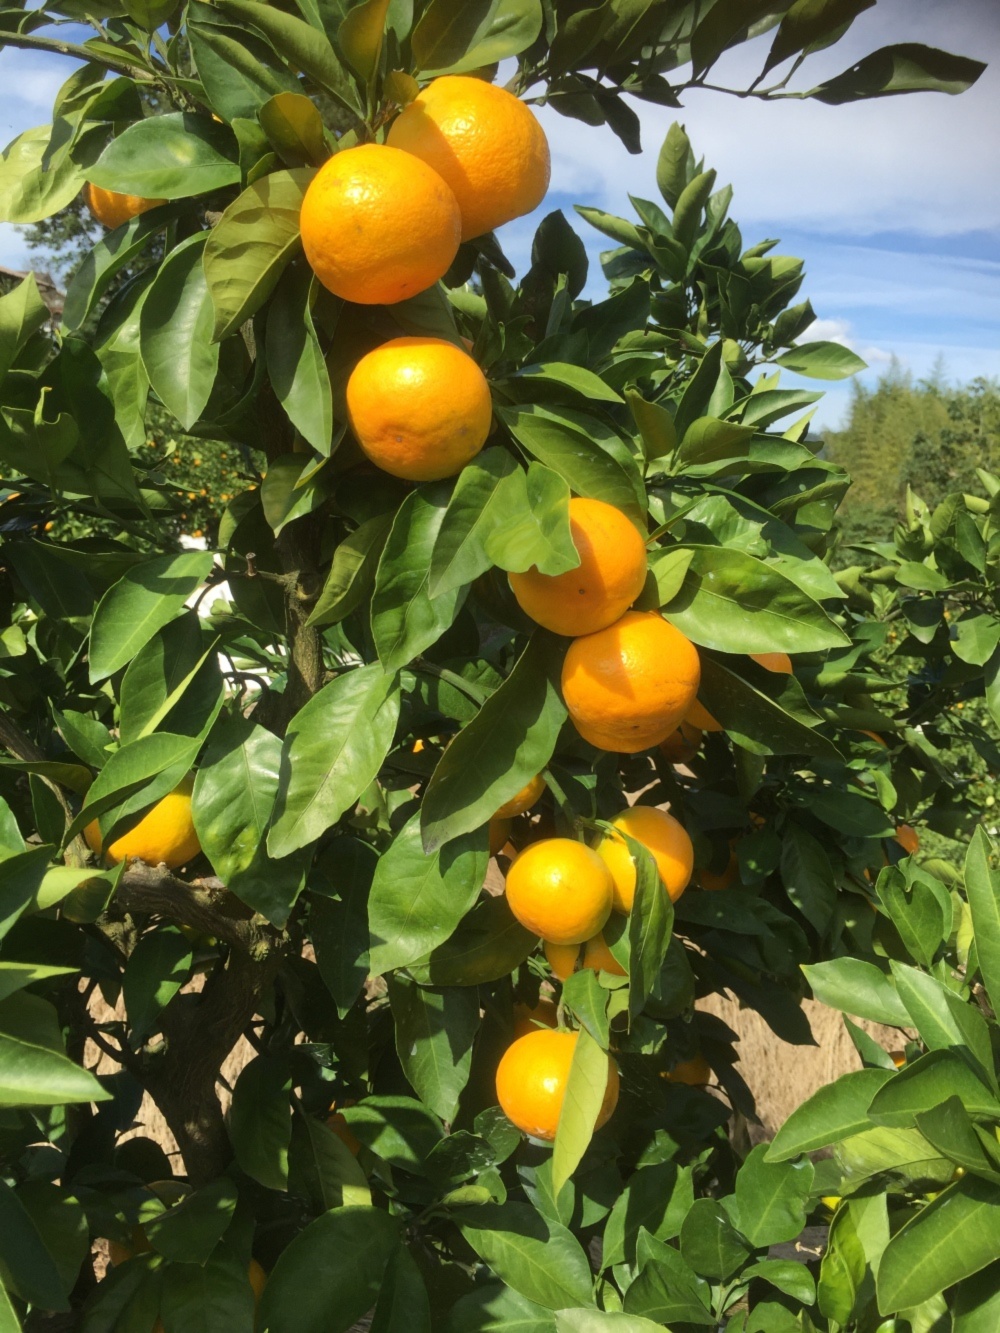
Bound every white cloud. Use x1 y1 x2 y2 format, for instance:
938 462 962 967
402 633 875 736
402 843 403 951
805 317 894 367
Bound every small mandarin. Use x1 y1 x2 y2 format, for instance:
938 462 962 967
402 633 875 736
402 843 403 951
346 336 492 481
582 933 626 977
562 611 700 753
299 144 461 304
84 183 165 229
494 773 546 820
750 651 792 674
84 774 200 869
700 844 738 892
509 498 648 638
544 939 580 980
512 996 559 1039
489 816 512 858
505 838 613 945
686 697 724 733
659 721 703 765
895 823 920 855
596 806 694 911
665 1055 712 1086
387 75 550 241
496 1029 619 1140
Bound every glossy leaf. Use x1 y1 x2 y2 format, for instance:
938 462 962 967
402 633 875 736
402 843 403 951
0 1178 70 1312
339 0 391 79
388 974 479 1121
229 1055 291 1191
89 551 214 682
772 339 867 380
427 448 520 598
602 1162 694 1267
310 838 377 1014
258 92 328 167
0 273 49 381
307 512 394 627
802 957 911 1026
966 827 1000 1017
407 893 537 987
766 1068 894 1160
140 233 219 430
121 926 193 1040
88 112 240 198
732 1144 814 1247
551 1027 613 1197
457 1203 594 1311
265 265 333 450
810 42 986 104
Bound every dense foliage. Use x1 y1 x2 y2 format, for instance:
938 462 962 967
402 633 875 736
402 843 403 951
0 2 996 1330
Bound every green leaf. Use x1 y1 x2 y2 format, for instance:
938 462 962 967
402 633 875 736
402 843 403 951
66 733 199 848
671 169 717 253
562 968 609 1048
122 0 180 29
310 837 377 1014
0 123 102 225
624 1231 715 1323
256 1206 399 1333
0 963 76 1006
868 1050 1000 1127
675 416 755 466
159 1245 255 1333
485 463 580 577
802 958 911 1026
809 42 986 104
877 1175 1000 1314
421 634 567 852
265 266 333 451
308 512 394 627
741 1258 815 1305
697 654 840 759
457 1203 594 1311
766 1068 894 1161
810 787 894 838
258 92 329 167
407 893 537 987
412 0 543 75
140 233 218 431
63 204 179 335
679 1198 752 1281
89 551 214 683
15 1182 88 1305
624 837 673 1021
551 1027 613 1197
818 1203 866 1325
764 0 875 76
602 1162 694 1268
0 1178 70 1312
915 1096 1000 1182
267 664 400 858
287 1112 371 1211
368 814 488 974
369 1246 431 1333
732 1144 814 1248
119 614 221 745
557 1315 667 1333
966 827 1000 1017
202 167 314 341
372 484 466 674
0 846 52 939
260 454 329 535
189 6 304 123
229 1055 291 1191
772 340 867 380
388 974 479 1121
339 1096 443 1170
0 1021 110 1109
662 546 849 654
514 363 623 406
144 1178 238 1263
780 819 836 934
339 0 391 79
954 1261 1000 1331
88 112 240 199
0 274 48 382
427 449 520 598
655 122 693 209
450 1284 556 1333
122 926 192 1041
627 389 677 461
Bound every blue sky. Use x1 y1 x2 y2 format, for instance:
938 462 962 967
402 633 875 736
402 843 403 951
2 0 998 428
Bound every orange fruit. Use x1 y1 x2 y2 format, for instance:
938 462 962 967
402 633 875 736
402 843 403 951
496 1029 619 1140
666 1055 712 1086
489 816 512 857
686 697 724 733
513 997 559 1038
505 838 613 945
108 1227 152 1266
299 144 461 304
659 721 702 764
596 806 694 911
494 774 546 820
544 940 580 980
85 775 200 869
508 498 647 638
345 336 492 481
700 845 738 892
582 933 626 977
895 823 920 855
562 612 700 753
84 183 164 229
751 651 792 674
387 75 550 242
327 1108 361 1156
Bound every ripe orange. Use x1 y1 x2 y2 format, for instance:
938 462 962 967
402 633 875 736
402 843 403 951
496 1029 619 1140
562 611 700 753
686 697 724 733
489 816 512 857
512 996 559 1038
596 806 694 911
84 183 164 229
85 775 200 869
544 939 580 980
659 721 703 764
494 774 546 820
582 933 626 977
700 844 738 892
666 1055 712 1086
751 651 792 674
345 336 492 481
505 838 613 945
895 823 920 855
509 498 647 638
299 144 461 304
387 76 550 242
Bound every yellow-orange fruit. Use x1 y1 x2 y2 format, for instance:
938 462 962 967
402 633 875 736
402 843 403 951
505 838 613 945
582 933 627 977
84 183 164 229
327 1108 361 1156
84 775 200 869
751 651 792 674
544 940 580 981
346 336 492 481
512 997 559 1039
509 498 647 637
387 75 550 241
496 1029 619 1140
895 823 920 855
494 774 546 820
700 845 738 892
562 611 700 753
666 1055 712 1086
659 721 703 765
299 144 461 304
686 697 724 733
596 806 694 912
489 816 513 857
108 1227 152 1266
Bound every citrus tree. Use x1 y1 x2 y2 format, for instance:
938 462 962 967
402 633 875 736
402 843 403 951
0 1 995 1329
